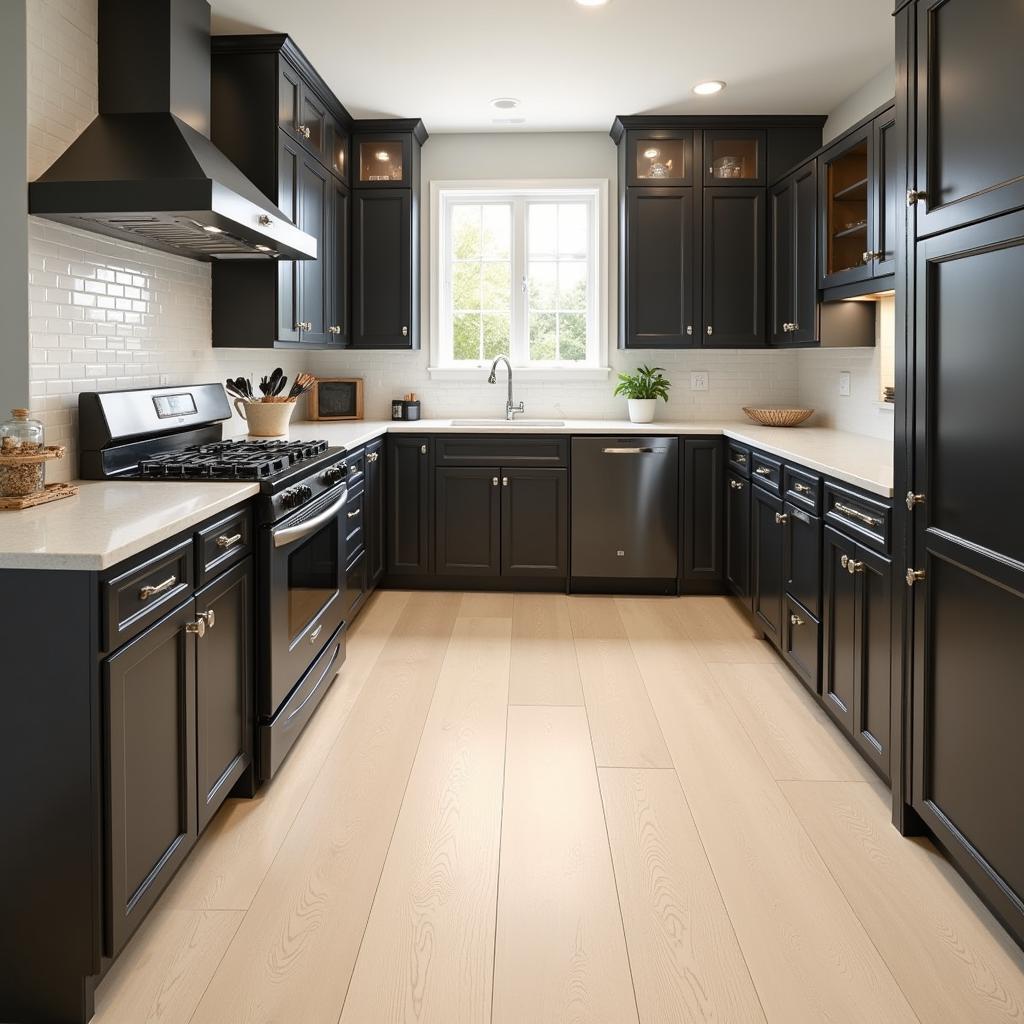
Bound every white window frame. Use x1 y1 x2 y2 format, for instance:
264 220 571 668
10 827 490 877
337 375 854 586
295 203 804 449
429 179 610 380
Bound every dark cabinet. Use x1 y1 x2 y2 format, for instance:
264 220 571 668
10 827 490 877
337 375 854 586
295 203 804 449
365 440 385 589
329 176 350 343
386 435 431 575
914 0 1024 237
703 187 765 346
622 187 697 348
352 189 413 348
703 130 765 186
104 599 198 956
296 153 332 346
725 472 750 601
822 527 891 778
681 439 723 587
872 108 898 277
750 483 784 643
435 468 501 576
501 468 568 577
770 161 819 345
195 559 253 834
782 502 821 618
625 129 695 186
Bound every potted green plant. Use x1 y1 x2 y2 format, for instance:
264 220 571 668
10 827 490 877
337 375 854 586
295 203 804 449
614 365 671 423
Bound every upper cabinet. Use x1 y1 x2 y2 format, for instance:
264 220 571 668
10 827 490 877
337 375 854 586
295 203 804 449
210 36 425 351
818 103 897 292
914 0 1024 236
612 117 824 349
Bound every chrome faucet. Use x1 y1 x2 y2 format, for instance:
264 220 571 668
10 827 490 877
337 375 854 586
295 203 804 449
488 356 524 421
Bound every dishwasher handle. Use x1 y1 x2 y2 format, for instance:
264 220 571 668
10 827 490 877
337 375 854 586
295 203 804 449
601 446 669 455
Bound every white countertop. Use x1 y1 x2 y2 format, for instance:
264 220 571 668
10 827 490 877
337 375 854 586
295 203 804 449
0 418 893 571
0 480 259 571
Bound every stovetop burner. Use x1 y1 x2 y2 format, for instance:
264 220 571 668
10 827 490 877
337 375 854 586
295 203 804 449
138 438 330 481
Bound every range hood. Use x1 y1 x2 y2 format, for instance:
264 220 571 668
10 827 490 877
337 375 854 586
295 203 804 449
28 0 317 262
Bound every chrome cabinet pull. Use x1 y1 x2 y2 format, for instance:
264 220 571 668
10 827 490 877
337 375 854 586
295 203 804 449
793 482 812 495
706 325 713 336
402 326 409 337
328 325 341 335
790 613 805 627
215 533 242 550
755 466 772 476
199 609 215 630
295 321 312 332
367 451 379 463
907 189 926 207
420 444 428 455
729 479 744 491
906 491 925 511
834 502 880 528
906 568 926 587
686 325 693 335
257 214 273 227
309 624 323 644
492 476 499 486
502 476 508 486
601 446 666 455
185 617 206 638
775 512 789 525
347 508 361 518
296 123 311 139
847 559 865 575
139 575 176 600
840 554 849 570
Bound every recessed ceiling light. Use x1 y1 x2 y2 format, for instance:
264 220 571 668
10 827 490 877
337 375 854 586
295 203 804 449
490 97 521 110
575 0 610 6
692 80 726 96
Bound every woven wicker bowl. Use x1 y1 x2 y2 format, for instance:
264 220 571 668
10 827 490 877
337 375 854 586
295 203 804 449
742 406 814 428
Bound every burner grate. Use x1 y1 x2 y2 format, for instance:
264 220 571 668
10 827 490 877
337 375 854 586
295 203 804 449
137 438 329 480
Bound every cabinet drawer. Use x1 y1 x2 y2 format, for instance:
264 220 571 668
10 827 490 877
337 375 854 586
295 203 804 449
783 465 821 514
824 482 891 553
784 596 820 694
102 538 194 652
750 452 782 492
344 446 366 489
195 506 252 586
784 503 821 618
343 549 367 620
726 442 751 477
344 485 365 561
434 435 568 467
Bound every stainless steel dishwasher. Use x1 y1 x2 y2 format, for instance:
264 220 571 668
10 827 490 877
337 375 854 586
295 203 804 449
570 436 679 589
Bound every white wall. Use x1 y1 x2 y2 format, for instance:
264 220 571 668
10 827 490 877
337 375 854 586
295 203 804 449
26 0 307 481
822 62 895 143
311 132 802 422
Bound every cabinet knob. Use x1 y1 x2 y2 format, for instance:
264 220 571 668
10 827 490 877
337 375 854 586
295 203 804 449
847 559 864 575
729 479 744 491
840 554 849 569
295 321 312 332
402 326 409 337
257 214 273 227
906 189 926 207
328 325 342 335
502 476 509 487
791 322 799 331
775 512 789 525
420 444 428 455
367 451 379 463
905 491 925 511
492 476 499 486
706 325 713 336
296 123 312 139
790 613 805 627
906 568 926 587
686 325 693 336
199 609 216 630
185 617 206 639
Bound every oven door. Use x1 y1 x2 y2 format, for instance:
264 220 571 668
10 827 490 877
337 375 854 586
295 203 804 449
263 484 348 717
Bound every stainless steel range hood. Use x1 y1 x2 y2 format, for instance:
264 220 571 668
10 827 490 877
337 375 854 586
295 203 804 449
28 0 317 262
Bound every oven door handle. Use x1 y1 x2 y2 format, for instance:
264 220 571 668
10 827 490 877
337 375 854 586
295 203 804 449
272 487 348 549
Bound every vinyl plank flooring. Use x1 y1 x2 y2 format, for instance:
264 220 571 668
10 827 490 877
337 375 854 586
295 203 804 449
784 780 1024 1024
340 616 511 1023
508 593 583 706
709 661 876 783
91 909 243 1024
670 596 778 664
569 597 672 769
189 592 461 1024
162 590 411 911
492 706 639 1024
617 597 918 1023
459 591 515 618
598 767 765 1024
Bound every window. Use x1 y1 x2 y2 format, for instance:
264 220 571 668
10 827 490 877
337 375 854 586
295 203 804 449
433 182 607 373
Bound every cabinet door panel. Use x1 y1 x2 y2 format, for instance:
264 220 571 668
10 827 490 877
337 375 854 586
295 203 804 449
725 473 750 601
329 178 350 345
624 187 696 347
750 484 783 643
626 130 695 187
365 440 385 589
703 187 765 346
854 547 891 777
435 468 500 576
681 439 722 584
819 124 874 290
769 175 794 344
501 468 568 577
195 560 253 833
298 156 331 345
276 132 302 344
352 190 413 348
873 110 898 276
386 435 431 575
822 527 857 729
703 129 765 187
916 0 1024 236
104 600 197 956
791 161 819 343
783 503 821 618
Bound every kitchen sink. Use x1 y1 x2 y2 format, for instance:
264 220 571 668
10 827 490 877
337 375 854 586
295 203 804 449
449 418 566 427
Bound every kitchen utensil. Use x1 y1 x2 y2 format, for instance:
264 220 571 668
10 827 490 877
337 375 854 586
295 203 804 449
742 406 814 427
233 399 296 436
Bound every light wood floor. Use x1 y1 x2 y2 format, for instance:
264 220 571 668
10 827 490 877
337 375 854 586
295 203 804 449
94 591 1024 1024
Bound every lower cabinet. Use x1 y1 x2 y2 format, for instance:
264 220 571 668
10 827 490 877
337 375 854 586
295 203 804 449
822 527 892 778
365 439 385 589
434 465 568 578
386 435 432 575
725 472 751 601
195 560 254 834
750 484 784 644
104 599 198 957
681 439 723 587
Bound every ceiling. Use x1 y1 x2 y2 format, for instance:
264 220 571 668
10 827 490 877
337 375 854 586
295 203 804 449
209 0 894 133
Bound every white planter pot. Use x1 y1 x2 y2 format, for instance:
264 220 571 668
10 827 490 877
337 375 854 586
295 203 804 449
627 399 657 423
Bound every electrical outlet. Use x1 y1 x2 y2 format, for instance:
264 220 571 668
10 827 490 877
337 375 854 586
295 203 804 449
839 371 852 397
691 371 709 392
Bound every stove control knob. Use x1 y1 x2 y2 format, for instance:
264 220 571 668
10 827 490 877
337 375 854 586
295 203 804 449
299 485 313 501
322 466 345 486
281 487 303 509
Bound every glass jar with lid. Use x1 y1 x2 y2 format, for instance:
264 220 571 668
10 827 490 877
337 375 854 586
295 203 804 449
0 408 46 496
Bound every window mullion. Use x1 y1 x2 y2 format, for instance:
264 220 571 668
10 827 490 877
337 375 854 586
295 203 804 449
512 198 527 366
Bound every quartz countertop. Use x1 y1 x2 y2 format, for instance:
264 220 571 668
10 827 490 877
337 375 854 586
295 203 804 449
0 480 259 571
0 419 893 571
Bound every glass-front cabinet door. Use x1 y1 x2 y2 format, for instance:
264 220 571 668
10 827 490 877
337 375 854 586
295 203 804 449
626 130 695 186
703 130 765 186
819 123 874 288
354 136 412 188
